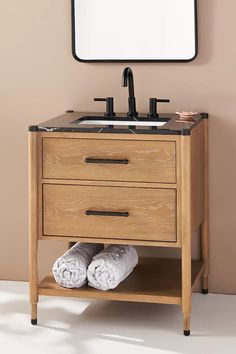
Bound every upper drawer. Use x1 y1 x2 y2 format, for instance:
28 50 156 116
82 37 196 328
42 138 176 183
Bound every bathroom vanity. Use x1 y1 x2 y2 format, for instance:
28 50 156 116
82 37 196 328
29 110 209 336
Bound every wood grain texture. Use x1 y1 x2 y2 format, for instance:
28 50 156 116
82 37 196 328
175 135 182 245
43 184 177 242
201 119 209 290
41 131 179 142
180 135 192 331
40 235 181 248
42 138 176 183
37 134 43 243
38 258 203 305
190 120 205 232
42 178 177 189
28 132 39 319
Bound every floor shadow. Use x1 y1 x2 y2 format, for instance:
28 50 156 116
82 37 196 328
0 281 236 354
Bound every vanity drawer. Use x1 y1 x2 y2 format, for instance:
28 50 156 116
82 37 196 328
43 184 176 242
43 138 176 183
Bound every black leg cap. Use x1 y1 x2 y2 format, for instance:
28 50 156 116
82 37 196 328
202 288 208 294
31 319 37 325
184 330 190 336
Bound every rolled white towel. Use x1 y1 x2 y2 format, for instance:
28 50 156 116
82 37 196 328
87 245 138 291
52 243 104 288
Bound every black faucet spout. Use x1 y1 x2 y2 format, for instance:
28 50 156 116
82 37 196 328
122 67 138 118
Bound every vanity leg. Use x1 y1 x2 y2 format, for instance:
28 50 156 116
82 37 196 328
29 132 39 325
31 303 38 325
181 135 192 336
182 241 192 336
29 238 38 325
201 221 209 294
183 314 190 336
201 119 209 294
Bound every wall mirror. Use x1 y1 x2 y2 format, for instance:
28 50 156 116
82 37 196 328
72 0 198 63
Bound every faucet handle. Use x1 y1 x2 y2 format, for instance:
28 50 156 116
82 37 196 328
94 97 115 117
148 98 170 118
156 99 170 103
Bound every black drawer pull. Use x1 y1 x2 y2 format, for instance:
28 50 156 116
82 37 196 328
85 210 129 217
85 158 129 165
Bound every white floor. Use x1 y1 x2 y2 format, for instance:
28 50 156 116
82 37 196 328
0 282 235 354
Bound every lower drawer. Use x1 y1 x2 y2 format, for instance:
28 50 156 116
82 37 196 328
43 184 176 242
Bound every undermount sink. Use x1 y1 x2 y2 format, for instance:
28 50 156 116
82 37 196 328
73 116 169 127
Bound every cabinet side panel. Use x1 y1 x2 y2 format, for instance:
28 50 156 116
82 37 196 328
190 121 205 231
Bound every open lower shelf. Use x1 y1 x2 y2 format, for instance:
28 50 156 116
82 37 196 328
39 258 203 305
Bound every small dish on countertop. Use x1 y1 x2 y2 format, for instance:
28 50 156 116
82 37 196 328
175 111 198 123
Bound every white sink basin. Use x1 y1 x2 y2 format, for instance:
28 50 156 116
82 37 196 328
78 119 168 127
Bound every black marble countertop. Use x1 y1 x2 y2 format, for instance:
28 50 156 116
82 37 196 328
29 111 208 135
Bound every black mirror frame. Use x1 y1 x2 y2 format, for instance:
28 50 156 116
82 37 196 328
71 0 198 63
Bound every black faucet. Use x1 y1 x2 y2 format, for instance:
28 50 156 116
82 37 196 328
122 67 138 118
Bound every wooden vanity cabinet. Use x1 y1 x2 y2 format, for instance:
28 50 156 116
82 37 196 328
29 118 209 335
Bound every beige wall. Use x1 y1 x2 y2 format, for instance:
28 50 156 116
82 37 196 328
0 0 236 294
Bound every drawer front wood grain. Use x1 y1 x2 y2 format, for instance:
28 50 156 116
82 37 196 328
43 184 176 242
43 138 176 183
